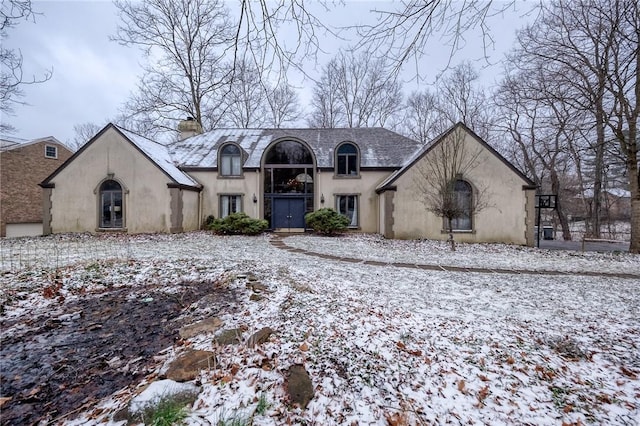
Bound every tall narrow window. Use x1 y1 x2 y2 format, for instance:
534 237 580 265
100 180 124 228
449 180 472 230
336 143 359 176
220 144 242 176
220 194 242 218
336 194 359 227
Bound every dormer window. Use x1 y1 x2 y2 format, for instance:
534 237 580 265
220 144 242 176
336 143 359 176
45 145 58 159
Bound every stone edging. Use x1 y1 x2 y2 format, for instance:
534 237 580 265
269 236 640 280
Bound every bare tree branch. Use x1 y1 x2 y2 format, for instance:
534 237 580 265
1 0 52 134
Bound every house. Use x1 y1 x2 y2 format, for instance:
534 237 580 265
40 121 537 245
1 136 73 237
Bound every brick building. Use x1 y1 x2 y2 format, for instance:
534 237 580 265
1 136 73 237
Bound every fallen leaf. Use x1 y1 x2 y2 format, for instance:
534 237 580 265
0 397 11 407
620 366 638 379
477 385 490 403
457 380 466 394
299 342 309 351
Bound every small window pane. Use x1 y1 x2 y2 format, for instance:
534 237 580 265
338 143 357 154
336 143 358 176
451 180 472 230
220 144 242 176
337 156 347 175
337 195 358 227
220 195 242 218
45 145 57 158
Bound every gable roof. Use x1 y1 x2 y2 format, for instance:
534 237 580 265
168 128 423 169
1 136 73 153
41 124 200 189
376 122 536 193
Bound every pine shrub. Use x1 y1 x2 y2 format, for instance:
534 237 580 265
305 208 350 235
209 213 268 235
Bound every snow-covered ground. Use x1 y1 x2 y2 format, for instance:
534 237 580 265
1 232 639 425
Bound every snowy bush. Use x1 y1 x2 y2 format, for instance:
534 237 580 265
305 208 350 235
208 213 268 235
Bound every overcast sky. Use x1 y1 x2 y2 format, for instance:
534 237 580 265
3 1 533 147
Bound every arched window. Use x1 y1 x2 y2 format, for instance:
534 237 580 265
336 143 359 176
220 144 242 176
450 180 472 230
100 180 124 228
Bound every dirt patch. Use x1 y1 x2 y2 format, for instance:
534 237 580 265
0 280 239 425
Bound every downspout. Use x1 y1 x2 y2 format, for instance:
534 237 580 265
255 169 260 218
198 190 203 229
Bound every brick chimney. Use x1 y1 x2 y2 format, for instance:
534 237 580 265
177 117 203 140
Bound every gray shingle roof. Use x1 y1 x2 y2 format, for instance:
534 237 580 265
116 126 199 187
168 128 423 169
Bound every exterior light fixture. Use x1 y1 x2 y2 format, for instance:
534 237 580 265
320 194 325 204
253 193 257 203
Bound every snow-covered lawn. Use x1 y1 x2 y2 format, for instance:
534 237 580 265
1 232 639 425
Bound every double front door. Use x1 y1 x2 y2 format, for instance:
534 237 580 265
272 197 305 229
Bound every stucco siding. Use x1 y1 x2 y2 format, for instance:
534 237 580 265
318 170 390 233
187 170 260 219
392 132 530 245
49 127 173 233
181 189 200 230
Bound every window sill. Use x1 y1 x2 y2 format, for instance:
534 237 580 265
217 175 244 179
440 229 475 234
96 227 127 233
333 174 361 179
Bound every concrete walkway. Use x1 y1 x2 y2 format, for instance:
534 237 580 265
269 236 640 280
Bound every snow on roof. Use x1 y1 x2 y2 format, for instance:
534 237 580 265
0 136 72 152
116 126 199 188
168 128 423 169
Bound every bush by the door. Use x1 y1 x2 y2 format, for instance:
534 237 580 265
305 208 350 235
208 213 268 235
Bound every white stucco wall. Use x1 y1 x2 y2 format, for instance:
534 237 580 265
49 127 174 234
181 189 201 231
316 170 391 233
187 170 261 220
391 130 533 245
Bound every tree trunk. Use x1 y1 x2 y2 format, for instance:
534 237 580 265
628 156 639 254
550 171 572 241
591 119 606 238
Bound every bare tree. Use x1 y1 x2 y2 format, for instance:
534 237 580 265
112 0 234 137
403 62 494 143
495 67 577 240
223 61 268 128
506 0 639 252
307 59 345 128
1 0 51 134
308 51 403 128
265 81 301 128
404 90 441 144
414 126 491 250
435 62 494 141
234 1 337 78
354 1 518 78
70 122 102 151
